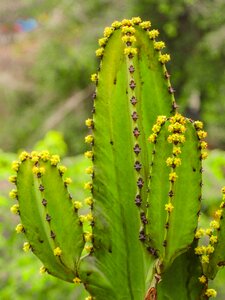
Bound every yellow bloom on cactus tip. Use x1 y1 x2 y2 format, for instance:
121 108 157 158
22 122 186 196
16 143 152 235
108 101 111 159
73 277 81 284
85 135 94 144
79 215 87 223
103 26 114 38
215 209 223 219
19 151 30 161
10 204 20 215
131 17 142 24
50 155 60 166
73 201 82 210
53 247 62 257
205 289 217 298
148 133 157 143
58 165 67 175
140 21 151 29
40 266 47 274
158 54 171 64
85 296 93 300
124 47 138 56
85 245 93 253
169 172 178 182
206 245 214 254
91 73 98 82
40 150 50 161
199 275 207 284
111 20 122 29
84 232 93 242
165 203 174 213
98 37 108 47
205 228 213 236
15 223 24 233
194 120 203 130
23 242 31 252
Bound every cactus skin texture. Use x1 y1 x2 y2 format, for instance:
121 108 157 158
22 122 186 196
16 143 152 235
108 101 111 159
9 18 224 299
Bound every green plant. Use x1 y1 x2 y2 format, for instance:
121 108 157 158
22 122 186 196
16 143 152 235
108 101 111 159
9 17 225 299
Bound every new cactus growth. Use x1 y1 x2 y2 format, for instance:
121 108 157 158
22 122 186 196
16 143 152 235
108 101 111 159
9 17 224 299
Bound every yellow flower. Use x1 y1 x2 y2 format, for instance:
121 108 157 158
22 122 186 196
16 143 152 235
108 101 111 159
158 54 171 64
95 47 104 57
73 277 81 284
166 157 181 167
153 41 165 50
54 247 62 256
194 121 203 130
121 19 133 26
103 27 114 38
85 245 93 253
19 151 29 162
209 235 218 244
12 160 20 172
124 47 138 56
201 255 209 264
111 20 122 29
195 246 205 255
215 209 223 219
40 150 50 161
206 245 214 254
9 189 18 199
199 275 207 284
85 296 93 300
167 134 185 144
85 135 94 144
168 122 186 134
121 35 137 44
40 266 47 274
50 155 60 166
165 203 174 212
10 204 20 214
205 289 217 298
197 130 207 140
85 118 94 128
84 181 93 190
98 37 108 47
148 29 159 39
201 151 208 160
148 133 157 143
210 220 220 230
121 26 136 35
73 201 82 210
86 213 94 222
169 172 178 182
32 166 45 176
64 177 72 186
8 175 17 184
205 228 213 236
91 73 98 82
23 242 31 252
221 187 225 194
79 215 87 223
84 151 94 159
84 232 93 242
195 228 205 239
131 17 142 25
173 147 181 156
58 165 67 175
152 124 161 133
15 224 24 233
156 115 167 125
85 166 94 175
200 141 208 149
85 197 93 206
139 21 151 29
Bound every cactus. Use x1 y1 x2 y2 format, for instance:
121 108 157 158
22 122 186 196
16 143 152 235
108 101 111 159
9 17 225 299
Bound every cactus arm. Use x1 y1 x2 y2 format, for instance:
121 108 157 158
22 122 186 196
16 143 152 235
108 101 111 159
80 19 175 299
15 154 84 282
147 118 203 271
205 189 225 279
157 241 203 300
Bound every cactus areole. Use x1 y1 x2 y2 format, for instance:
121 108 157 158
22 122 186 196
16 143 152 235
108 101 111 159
10 18 225 300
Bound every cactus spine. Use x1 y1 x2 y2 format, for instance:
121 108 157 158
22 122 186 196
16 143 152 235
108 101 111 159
9 18 224 299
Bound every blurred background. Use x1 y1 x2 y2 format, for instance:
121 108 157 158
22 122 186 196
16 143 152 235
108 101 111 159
0 0 225 299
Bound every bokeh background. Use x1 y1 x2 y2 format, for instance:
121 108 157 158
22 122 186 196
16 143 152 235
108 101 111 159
0 0 225 299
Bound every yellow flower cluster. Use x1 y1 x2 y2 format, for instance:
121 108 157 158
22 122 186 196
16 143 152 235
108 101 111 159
167 134 185 144
64 177 72 186
58 165 67 175
124 47 138 56
91 73 98 83
9 175 17 184
165 202 174 212
73 277 81 284
195 228 205 239
40 266 47 274
53 247 62 257
73 201 82 210
12 160 20 172
32 166 45 176
122 35 137 44
85 118 94 128
23 242 31 252
198 275 207 284
139 21 151 29
85 166 94 175
205 289 217 298
15 223 24 233
85 197 93 206
121 26 136 35
111 20 122 29
103 26 114 38
50 155 60 166
84 181 93 190
158 54 171 64
19 151 30 161
153 41 165 50
148 133 157 143
166 157 181 167
84 151 94 159
98 37 108 47
148 29 159 39
95 47 104 57
9 189 18 199
85 135 94 144
156 115 167 125
40 150 50 161
169 172 178 182
10 204 20 215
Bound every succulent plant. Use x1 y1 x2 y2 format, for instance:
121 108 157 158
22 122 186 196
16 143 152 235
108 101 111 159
9 17 225 299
